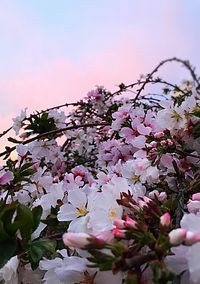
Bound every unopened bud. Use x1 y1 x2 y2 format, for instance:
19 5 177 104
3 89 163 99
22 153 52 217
184 231 200 245
160 140 167 146
158 192 167 201
149 190 159 199
154 131 164 138
149 141 157 148
167 139 173 146
125 216 137 229
63 232 91 249
192 193 200 201
168 228 187 246
113 219 125 229
112 228 125 238
160 212 171 227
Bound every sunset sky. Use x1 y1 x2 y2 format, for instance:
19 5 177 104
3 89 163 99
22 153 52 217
0 0 200 131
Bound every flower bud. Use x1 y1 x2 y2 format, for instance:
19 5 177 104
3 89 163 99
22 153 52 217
149 141 157 148
112 228 125 238
160 140 167 146
192 193 200 201
184 231 200 245
63 232 91 249
167 139 173 146
124 216 137 229
168 228 187 246
160 212 171 227
149 190 159 199
158 192 167 201
154 131 164 138
113 219 125 229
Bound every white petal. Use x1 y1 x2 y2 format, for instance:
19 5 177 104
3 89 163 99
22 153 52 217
68 190 87 208
57 204 76 221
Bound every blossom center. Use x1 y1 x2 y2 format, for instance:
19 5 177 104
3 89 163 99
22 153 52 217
132 175 140 183
75 203 88 217
171 110 181 122
108 208 117 219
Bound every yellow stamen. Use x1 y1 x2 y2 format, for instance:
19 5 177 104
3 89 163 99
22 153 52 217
171 111 181 122
132 175 140 183
75 203 88 217
108 208 117 219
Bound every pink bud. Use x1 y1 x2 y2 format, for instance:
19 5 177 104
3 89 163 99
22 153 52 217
112 228 125 238
192 193 200 201
184 231 200 245
154 132 164 138
168 228 187 246
113 219 125 229
149 141 157 148
149 190 159 199
125 216 137 229
160 140 167 146
63 232 91 249
160 212 171 227
158 192 167 201
167 139 173 146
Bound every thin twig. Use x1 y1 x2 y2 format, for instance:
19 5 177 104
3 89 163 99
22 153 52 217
0 122 109 158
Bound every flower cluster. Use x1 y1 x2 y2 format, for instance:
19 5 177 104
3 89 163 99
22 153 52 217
0 58 200 283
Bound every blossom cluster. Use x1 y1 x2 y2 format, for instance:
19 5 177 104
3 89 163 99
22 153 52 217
0 58 200 283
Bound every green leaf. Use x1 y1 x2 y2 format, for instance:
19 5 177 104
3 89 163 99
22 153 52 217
109 242 125 257
20 162 34 172
32 206 43 232
0 220 10 242
20 169 36 176
87 249 115 271
0 240 17 268
29 239 56 270
16 204 34 241
0 202 18 224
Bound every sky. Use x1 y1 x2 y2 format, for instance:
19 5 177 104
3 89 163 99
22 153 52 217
0 0 200 133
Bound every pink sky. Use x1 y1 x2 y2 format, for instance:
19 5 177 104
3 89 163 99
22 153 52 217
0 0 200 136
